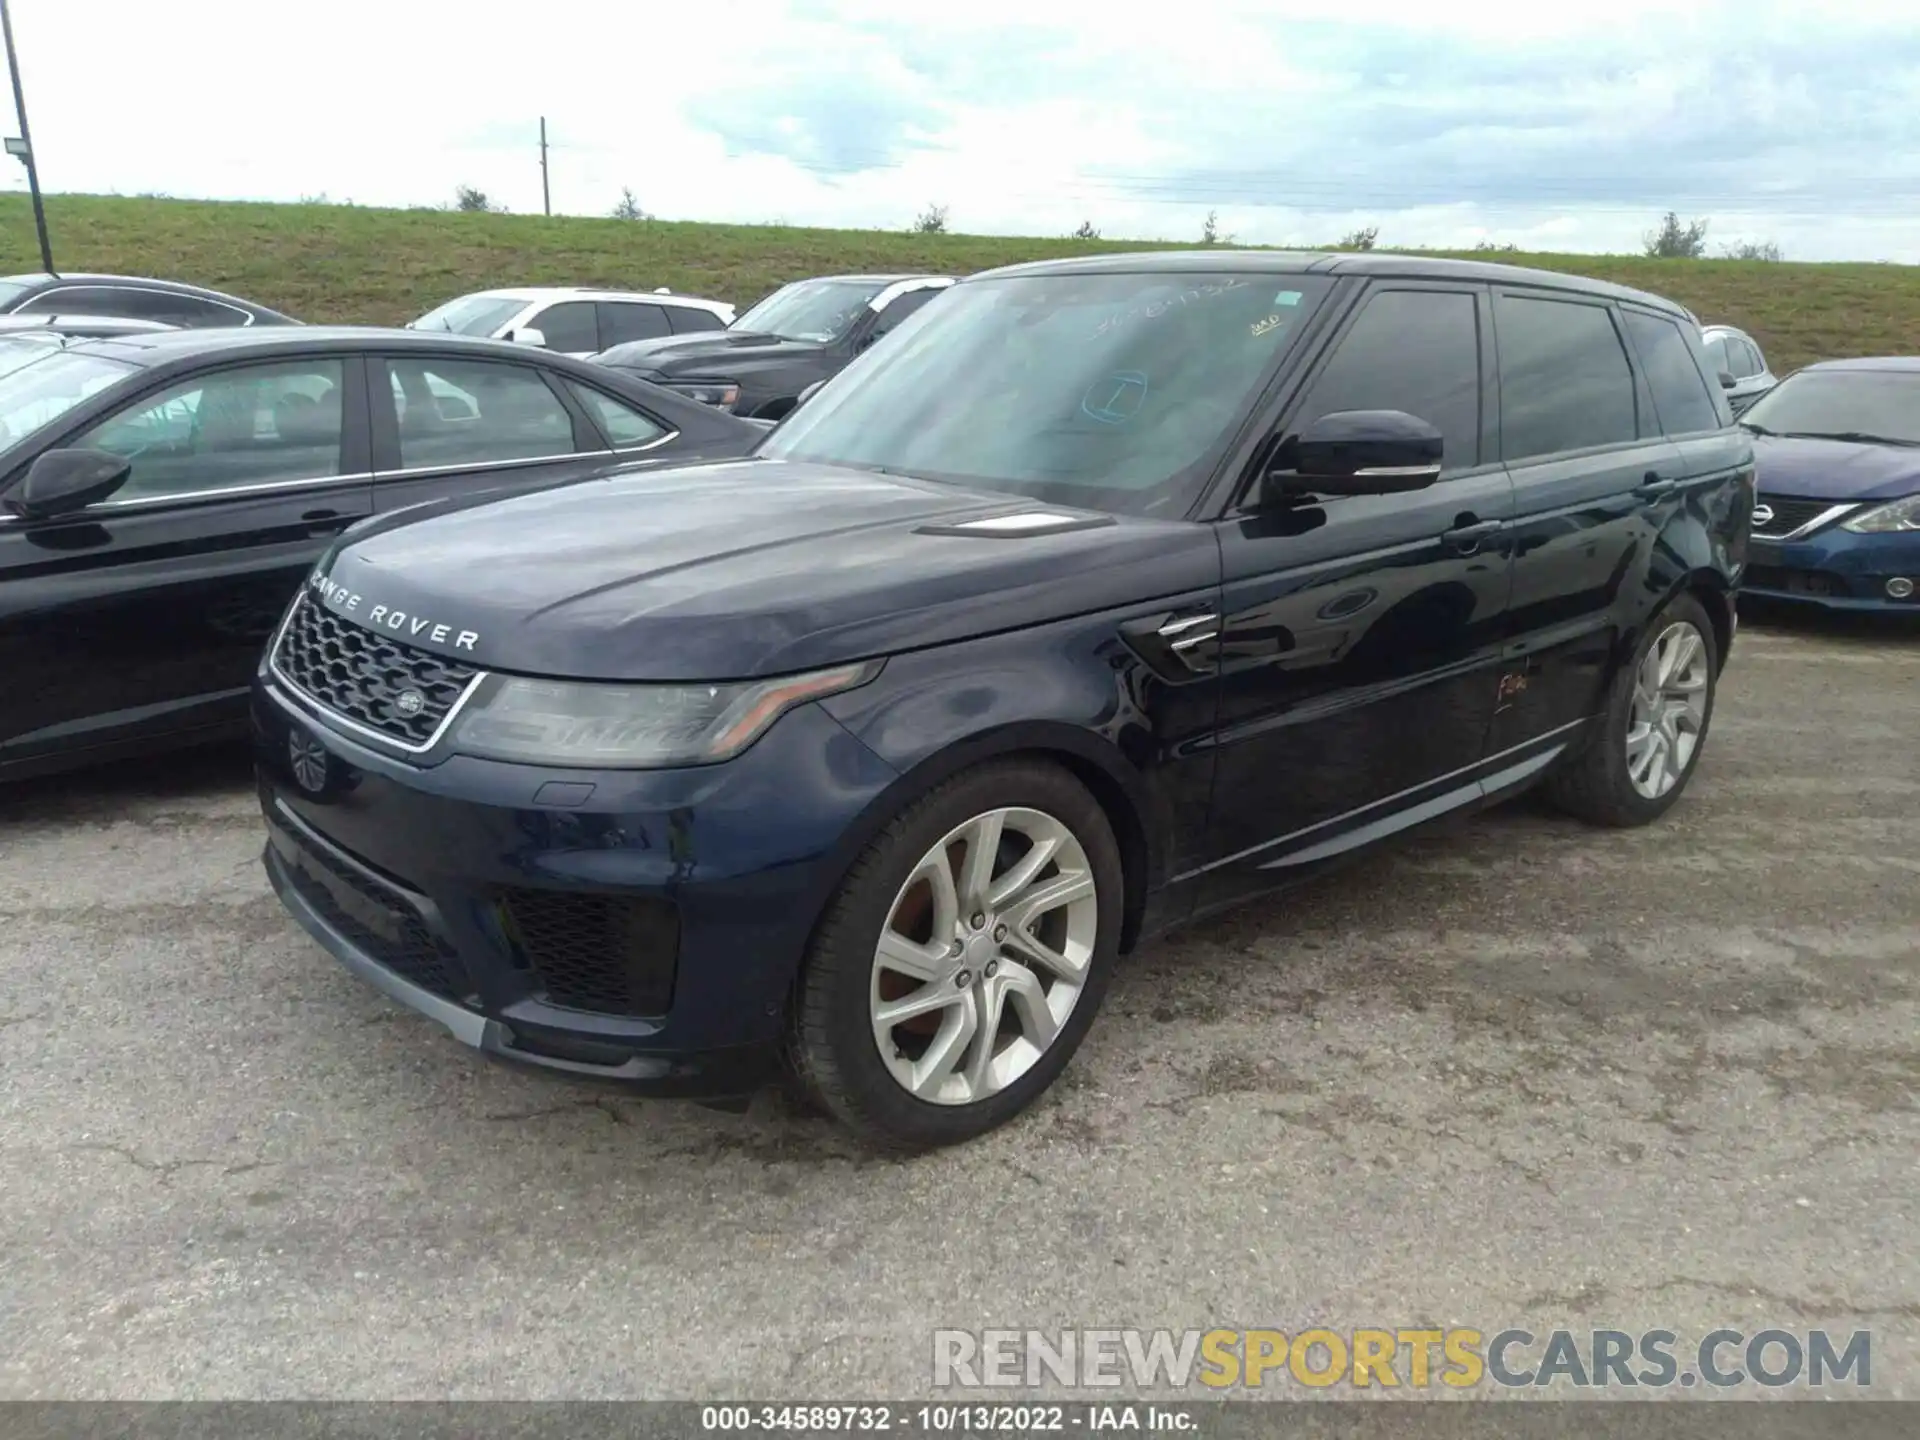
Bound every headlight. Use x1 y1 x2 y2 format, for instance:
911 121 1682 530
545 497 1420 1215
665 380 741 411
1841 493 1920 534
448 661 880 768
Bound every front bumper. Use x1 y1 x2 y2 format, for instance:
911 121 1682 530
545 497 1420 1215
253 672 901 1097
1742 524 1920 613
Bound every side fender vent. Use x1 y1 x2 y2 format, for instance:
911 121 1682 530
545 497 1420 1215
916 510 1116 539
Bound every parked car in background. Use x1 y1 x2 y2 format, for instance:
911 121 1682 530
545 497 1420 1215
1740 357 1920 612
593 273 955 420
408 287 737 357
253 250 1746 1149
1701 324 1775 414
0 327 767 782
0 272 298 327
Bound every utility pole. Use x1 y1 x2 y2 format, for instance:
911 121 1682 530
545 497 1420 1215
539 117 550 217
1 0 53 272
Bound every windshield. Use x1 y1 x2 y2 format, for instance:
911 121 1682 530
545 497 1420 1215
1741 369 1920 446
409 294 528 336
0 278 33 308
733 280 885 342
0 348 138 448
760 271 1335 516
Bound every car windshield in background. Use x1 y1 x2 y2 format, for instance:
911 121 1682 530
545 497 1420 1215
409 294 528 336
1741 369 1920 446
0 335 62 382
0 278 33 308
732 280 885 342
760 271 1335 516
0 349 137 447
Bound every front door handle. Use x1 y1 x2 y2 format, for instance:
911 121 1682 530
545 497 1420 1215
1637 473 1681 499
1442 517 1504 551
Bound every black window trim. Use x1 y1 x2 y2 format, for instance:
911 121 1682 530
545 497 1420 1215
1221 276 1500 516
1617 302 1725 439
0 352 371 522
1488 284 1650 466
368 351 619 480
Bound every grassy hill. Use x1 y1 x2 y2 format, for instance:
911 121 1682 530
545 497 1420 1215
5 192 1917 374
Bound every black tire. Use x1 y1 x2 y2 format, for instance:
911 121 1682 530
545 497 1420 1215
784 758 1125 1152
1546 591 1720 828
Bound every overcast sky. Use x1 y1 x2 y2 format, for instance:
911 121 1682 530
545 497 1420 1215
6 0 1918 261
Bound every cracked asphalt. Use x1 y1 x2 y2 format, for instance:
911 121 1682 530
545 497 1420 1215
2 606 1915 1401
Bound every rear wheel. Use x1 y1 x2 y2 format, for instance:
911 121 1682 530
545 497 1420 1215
785 760 1124 1151
1546 592 1719 827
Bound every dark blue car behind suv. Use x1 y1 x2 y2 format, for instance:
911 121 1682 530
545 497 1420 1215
1739 357 1920 611
252 251 1752 1150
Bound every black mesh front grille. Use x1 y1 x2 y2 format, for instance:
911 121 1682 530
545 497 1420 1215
1753 495 1839 538
1744 565 1851 598
499 889 679 1017
279 830 467 1002
273 593 479 747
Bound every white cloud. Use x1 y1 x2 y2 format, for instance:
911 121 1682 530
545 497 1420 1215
2 0 1917 261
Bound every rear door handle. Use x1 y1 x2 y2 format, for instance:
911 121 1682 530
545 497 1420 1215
302 508 354 536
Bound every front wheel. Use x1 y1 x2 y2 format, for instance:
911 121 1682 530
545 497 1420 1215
785 759 1124 1151
1546 592 1720 827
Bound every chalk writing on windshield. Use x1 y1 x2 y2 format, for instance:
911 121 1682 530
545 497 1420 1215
1088 277 1249 341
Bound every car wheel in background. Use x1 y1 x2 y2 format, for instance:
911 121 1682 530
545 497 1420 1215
785 759 1124 1151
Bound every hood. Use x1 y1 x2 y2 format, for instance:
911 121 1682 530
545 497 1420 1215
596 330 829 374
309 459 1219 682
1750 433 1920 502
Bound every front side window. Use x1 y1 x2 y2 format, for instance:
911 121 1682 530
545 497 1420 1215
0 349 139 449
567 381 668 448
408 294 529 337
1732 338 1764 378
733 280 887 342
1495 294 1638 462
762 271 1335 516
599 302 670 346
669 306 727 334
867 287 944 344
388 358 576 470
1701 333 1732 377
1740 369 1920 446
74 359 347 501
1288 288 1481 472
1622 311 1720 436
528 302 598 352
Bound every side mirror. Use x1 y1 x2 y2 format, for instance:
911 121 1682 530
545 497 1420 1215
1718 371 1737 389
506 326 547 348
1263 410 1443 501
5 448 133 519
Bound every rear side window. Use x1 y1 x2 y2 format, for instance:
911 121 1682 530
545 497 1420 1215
599 302 671 346
1622 311 1720 436
1495 294 1638 461
387 358 577 469
668 306 727 334
527 301 598 352
1290 288 1482 472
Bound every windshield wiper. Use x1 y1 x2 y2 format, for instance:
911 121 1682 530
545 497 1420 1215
1786 430 1920 448
1739 421 1775 436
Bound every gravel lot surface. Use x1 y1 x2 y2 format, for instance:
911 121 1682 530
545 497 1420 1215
3 609 1915 1401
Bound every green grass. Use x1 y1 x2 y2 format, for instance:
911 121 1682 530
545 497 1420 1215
5 192 1918 374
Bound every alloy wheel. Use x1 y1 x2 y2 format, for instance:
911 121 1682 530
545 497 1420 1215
869 806 1099 1106
1626 620 1710 800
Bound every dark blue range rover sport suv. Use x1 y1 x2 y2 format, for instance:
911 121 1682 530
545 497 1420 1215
254 251 1751 1150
